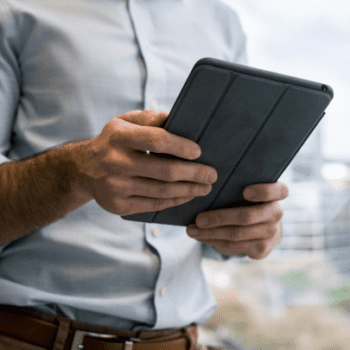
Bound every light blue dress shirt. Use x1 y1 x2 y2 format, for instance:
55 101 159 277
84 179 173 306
0 0 247 330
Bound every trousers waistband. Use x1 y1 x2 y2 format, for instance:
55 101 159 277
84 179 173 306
0 305 198 350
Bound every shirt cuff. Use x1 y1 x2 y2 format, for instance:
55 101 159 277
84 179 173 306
0 154 10 165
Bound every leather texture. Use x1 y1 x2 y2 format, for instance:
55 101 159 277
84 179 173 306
0 308 197 350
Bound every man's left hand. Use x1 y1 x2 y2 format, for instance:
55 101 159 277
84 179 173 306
186 181 289 259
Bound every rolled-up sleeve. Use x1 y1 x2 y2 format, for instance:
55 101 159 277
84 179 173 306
0 1 21 164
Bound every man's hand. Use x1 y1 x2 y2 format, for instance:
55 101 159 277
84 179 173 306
75 110 218 216
186 181 289 259
0 109 218 244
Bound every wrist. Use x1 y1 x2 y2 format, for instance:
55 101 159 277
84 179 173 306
57 140 94 210
0 142 93 244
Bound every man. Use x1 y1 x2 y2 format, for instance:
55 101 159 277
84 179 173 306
0 0 288 349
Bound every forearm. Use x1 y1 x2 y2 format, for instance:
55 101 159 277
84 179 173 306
0 141 92 244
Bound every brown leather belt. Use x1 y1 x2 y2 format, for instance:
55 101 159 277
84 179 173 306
0 305 197 350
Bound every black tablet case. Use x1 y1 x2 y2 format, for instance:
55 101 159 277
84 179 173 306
123 58 334 226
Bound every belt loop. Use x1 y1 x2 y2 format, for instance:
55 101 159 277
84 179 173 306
53 317 71 350
184 325 198 350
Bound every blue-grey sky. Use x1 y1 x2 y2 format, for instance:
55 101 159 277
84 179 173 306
226 0 350 161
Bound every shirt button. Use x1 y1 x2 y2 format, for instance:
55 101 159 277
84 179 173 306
152 226 161 237
145 41 151 49
150 99 158 110
160 286 167 296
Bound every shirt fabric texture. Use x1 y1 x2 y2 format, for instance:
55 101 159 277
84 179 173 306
0 0 247 331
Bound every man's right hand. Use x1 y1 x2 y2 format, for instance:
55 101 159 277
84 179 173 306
74 110 218 216
0 109 218 243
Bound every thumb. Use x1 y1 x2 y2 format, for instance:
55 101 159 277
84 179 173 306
118 109 169 128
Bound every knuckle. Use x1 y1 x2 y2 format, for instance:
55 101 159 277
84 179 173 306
267 223 279 238
229 227 240 241
107 115 122 129
113 200 130 216
106 176 128 194
239 209 255 225
192 166 207 184
275 208 284 222
186 185 197 197
107 154 130 174
272 204 284 221
180 184 194 197
145 133 161 152
226 241 236 251
158 184 173 198
120 182 133 197
107 118 124 139
162 163 179 182
122 203 134 216
177 141 191 159
100 198 125 216
153 199 167 212
149 129 168 153
251 241 269 260
143 109 158 116
208 213 222 227
121 157 136 175
280 183 289 199
228 242 245 255
196 184 210 197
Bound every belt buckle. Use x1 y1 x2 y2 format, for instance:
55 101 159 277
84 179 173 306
71 330 140 350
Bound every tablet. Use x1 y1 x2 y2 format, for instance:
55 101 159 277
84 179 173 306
122 57 334 226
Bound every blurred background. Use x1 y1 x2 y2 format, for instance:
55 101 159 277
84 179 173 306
199 1 350 349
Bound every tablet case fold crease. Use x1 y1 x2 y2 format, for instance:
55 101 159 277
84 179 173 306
122 58 333 226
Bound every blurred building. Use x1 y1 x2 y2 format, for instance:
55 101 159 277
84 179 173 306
277 127 350 274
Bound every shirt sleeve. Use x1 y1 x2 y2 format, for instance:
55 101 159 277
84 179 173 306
0 0 21 164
